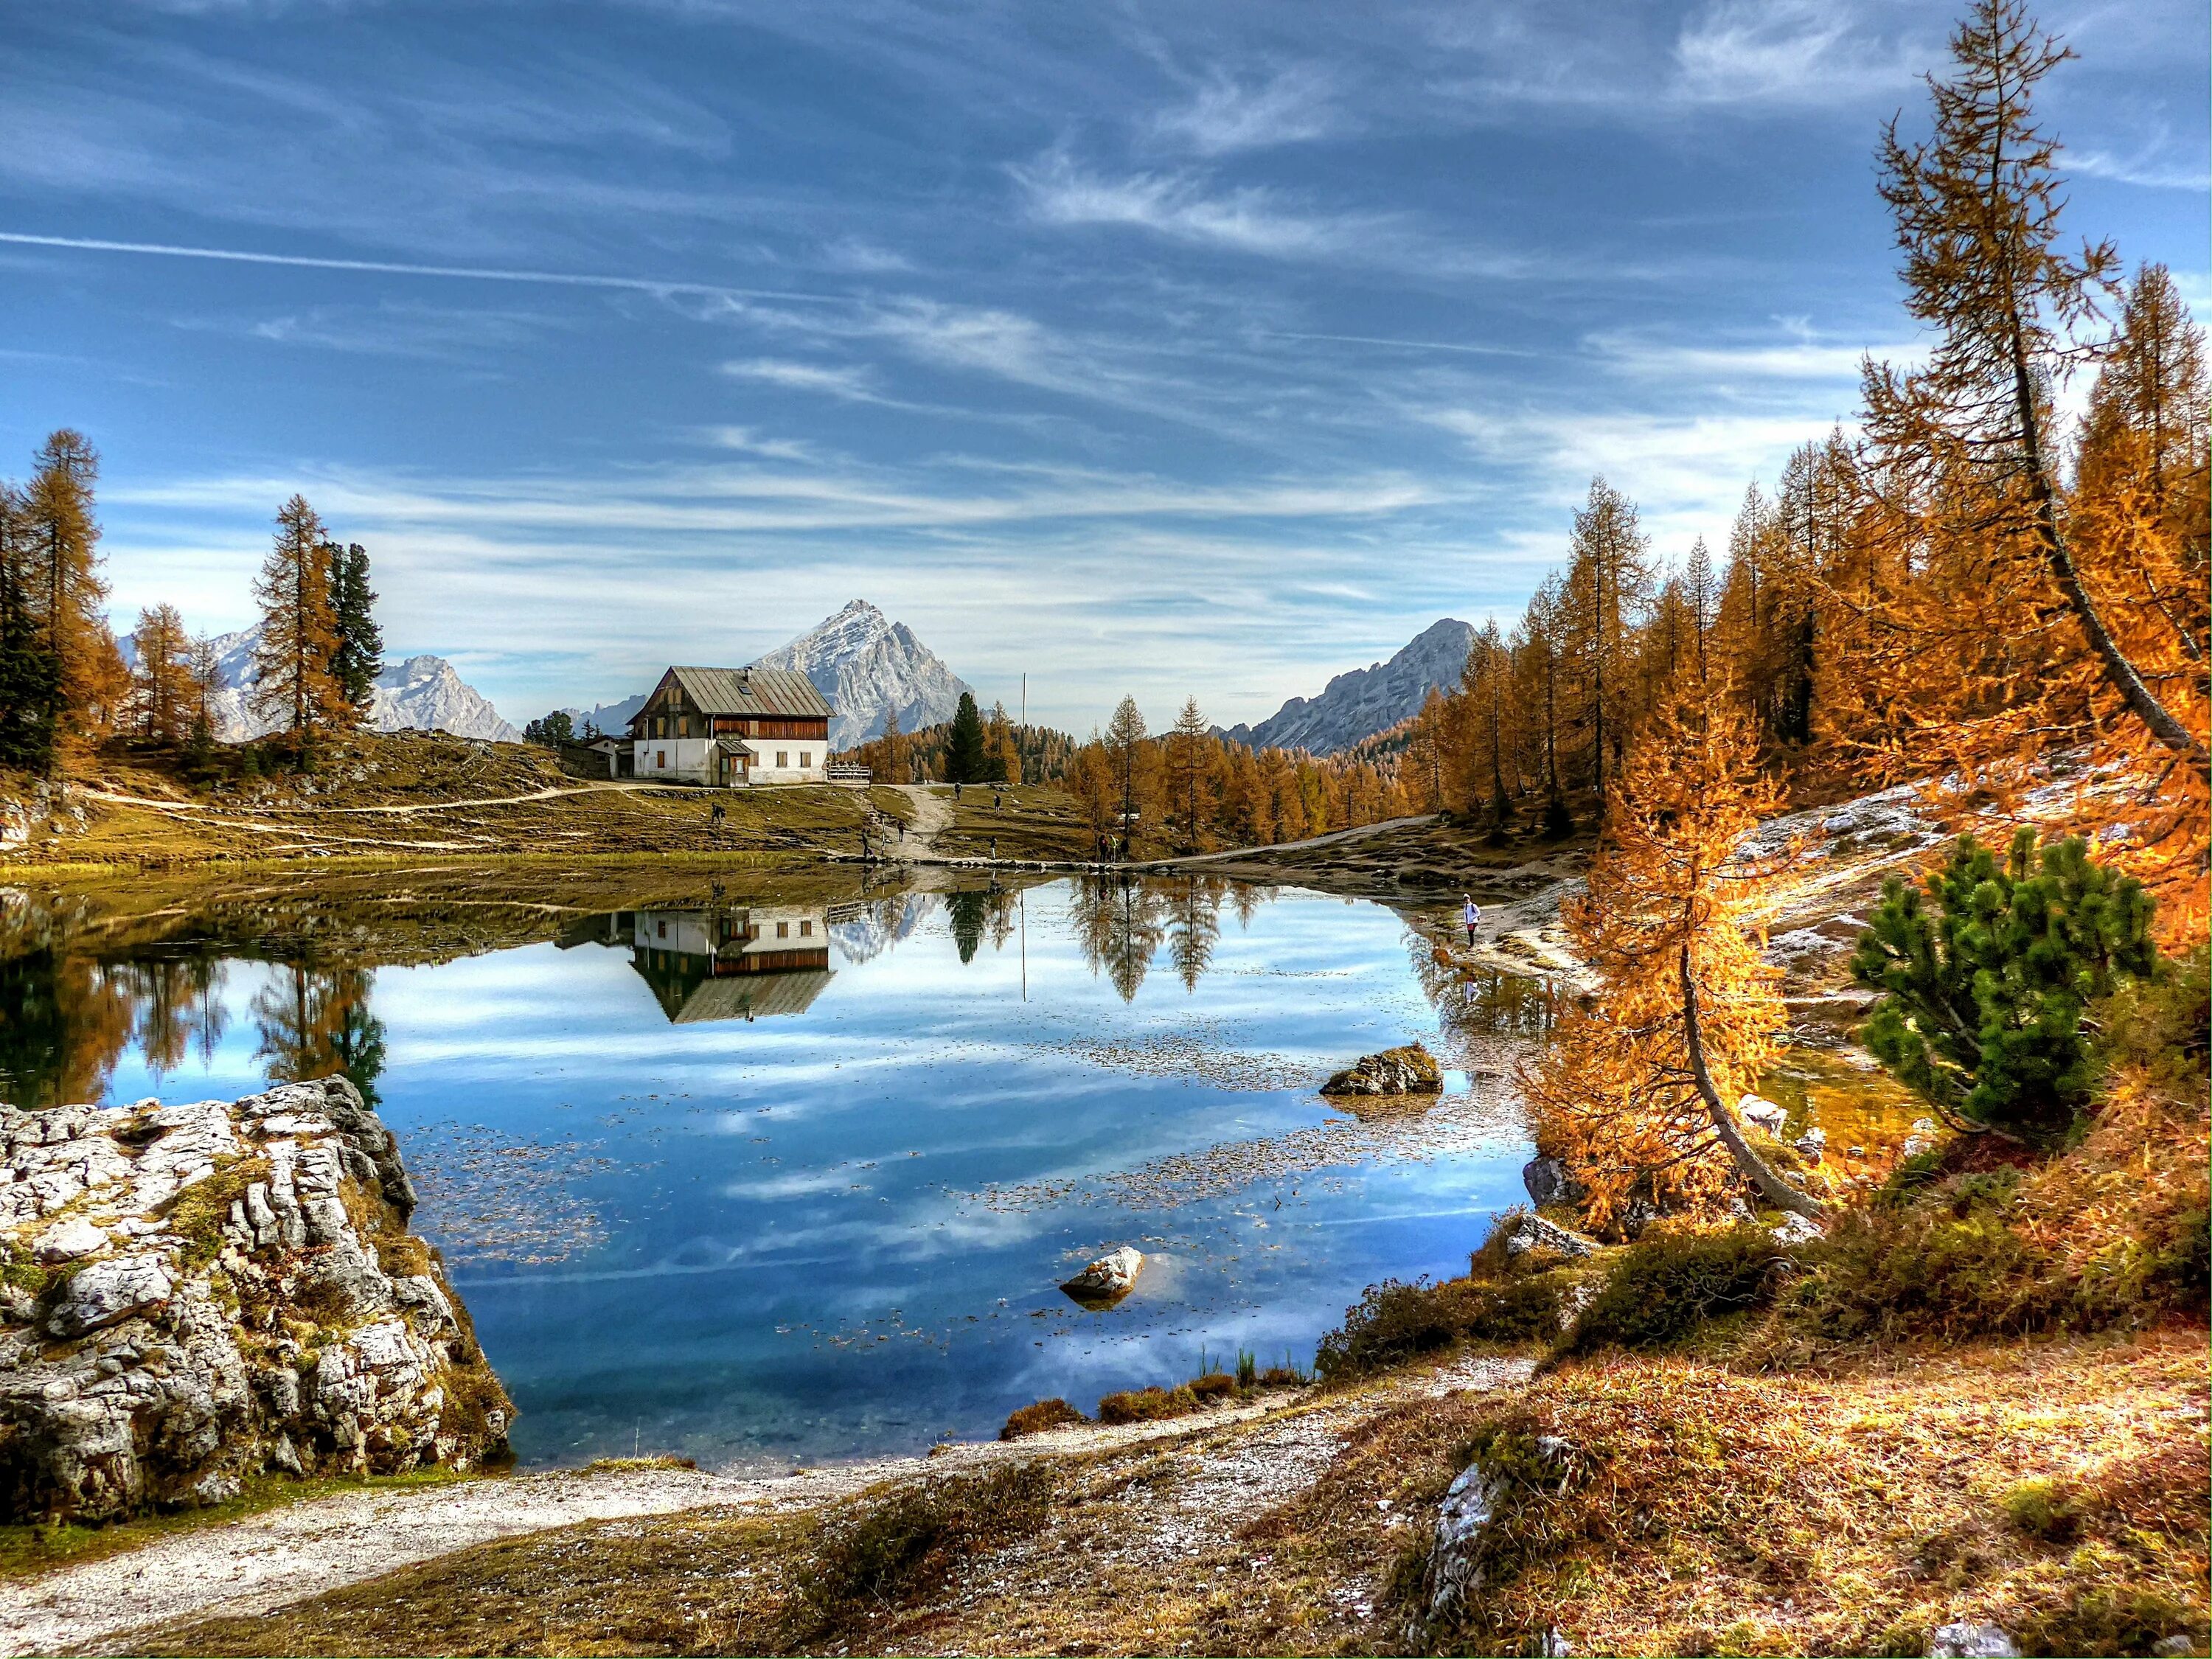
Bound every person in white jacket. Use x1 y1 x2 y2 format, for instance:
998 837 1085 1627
1461 894 1481 947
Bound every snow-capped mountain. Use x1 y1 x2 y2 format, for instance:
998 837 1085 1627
756 599 973 749
123 624 522 743
1222 618 1475 757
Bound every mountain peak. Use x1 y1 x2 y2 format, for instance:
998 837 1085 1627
757 601 972 748
1223 618 1472 756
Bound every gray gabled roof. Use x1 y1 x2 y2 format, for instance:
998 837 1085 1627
664 665 833 720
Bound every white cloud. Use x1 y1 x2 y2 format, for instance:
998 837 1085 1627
1012 152 1391 260
1671 0 1920 107
720 357 880 399
1150 67 1343 156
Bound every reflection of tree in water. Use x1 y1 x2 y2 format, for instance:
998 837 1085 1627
946 891 989 964
1072 875 1169 1002
945 888 1023 966
0 950 139 1108
1167 877 1225 992
253 964 388 1109
130 953 230 1079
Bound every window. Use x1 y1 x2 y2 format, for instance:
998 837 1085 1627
799 919 813 937
655 750 667 769
776 921 789 939
799 751 810 768
776 751 788 768
655 919 666 939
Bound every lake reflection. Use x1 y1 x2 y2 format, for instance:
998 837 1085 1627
0 875 1537 1472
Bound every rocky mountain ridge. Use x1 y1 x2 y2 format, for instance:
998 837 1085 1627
1222 618 1474 756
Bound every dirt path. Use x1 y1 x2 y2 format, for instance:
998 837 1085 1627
10 1355 1539 1657
1140 813 1440 867
879 783 955 860
5 1387 1384 1658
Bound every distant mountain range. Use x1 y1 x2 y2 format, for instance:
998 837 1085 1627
565 600 973 751
123 625 523 744
1221 618 1474 757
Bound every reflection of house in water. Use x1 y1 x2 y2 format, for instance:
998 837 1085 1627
599 906 835 1023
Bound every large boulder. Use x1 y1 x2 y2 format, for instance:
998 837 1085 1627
0 1078 509 1523
1522 1155 1585 1210
1737 1093 1789 1135
1321 1043 1442 1098
1061 1245 1144 1305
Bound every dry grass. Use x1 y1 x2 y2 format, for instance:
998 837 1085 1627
131 1330 2205 1658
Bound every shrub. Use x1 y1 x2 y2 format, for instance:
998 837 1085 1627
1187 1371 1237 1402
1315 1271 1566 1380
789 1463 1054 1635
1851 830 2160 1138
998 1399 1087 1441
1096 1385 1199 1425
1562 1226 1788 1354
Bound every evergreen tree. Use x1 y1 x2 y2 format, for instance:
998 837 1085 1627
945 692 989 783
1104 696 1148 837
327 541 383 718
251 496 346 761
0 480 59 771
1851 829 2160 1137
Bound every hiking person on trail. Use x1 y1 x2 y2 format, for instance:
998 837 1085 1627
1462 894 1481 947
953 781 962 803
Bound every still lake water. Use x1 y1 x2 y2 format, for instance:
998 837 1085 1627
4 876 1545 1472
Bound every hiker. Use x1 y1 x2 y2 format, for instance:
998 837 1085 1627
897 818 905 843
1462 894 1481 947
990 836 998 864
953 780 962 804
993 785 1004 810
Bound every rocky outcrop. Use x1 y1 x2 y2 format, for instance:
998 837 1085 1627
0 1078 509 1523
1425 1434 1579 1624
1061 1246 1144 1306
1320 1043 1442 1098
1221 618 1475 757
1502 1212 1598 1260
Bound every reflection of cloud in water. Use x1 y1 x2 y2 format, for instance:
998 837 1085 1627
961 1085 1525 1214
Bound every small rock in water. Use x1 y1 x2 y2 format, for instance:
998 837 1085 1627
1737 1093 1788 1135
1320 1043 1442 1098
1792 1127 1826 1164
1061 1245 1144 1305
2150 1636 2194 1657
1929 1624 2020 1658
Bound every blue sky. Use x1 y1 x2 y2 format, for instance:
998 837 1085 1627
2 1 2204 733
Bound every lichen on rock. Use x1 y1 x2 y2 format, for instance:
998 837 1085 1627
0 1077 510 1523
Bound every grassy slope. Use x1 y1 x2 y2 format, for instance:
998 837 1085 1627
0 734 1096 872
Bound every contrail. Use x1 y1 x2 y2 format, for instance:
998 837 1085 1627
0 232 844 305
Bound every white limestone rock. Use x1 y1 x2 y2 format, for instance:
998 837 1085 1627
1929 1624 2020 1658
1060 1245 1144 1303
0 1077 508 1522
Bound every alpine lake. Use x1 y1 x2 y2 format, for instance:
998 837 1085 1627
0 868 1557 1472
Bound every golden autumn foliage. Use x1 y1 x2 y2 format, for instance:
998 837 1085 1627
1520 682 1812 1232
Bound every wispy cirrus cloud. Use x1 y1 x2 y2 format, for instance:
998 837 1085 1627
1147 66 1346 156
1012 152 1397 260
1670 0 1921 108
